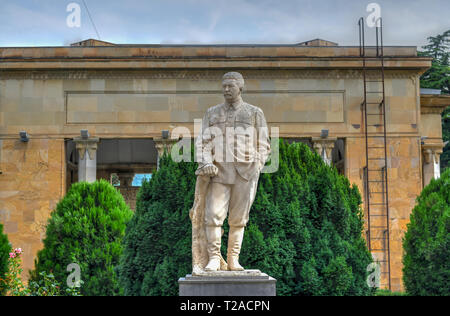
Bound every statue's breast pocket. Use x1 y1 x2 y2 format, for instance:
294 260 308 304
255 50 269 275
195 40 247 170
234 112 254 135
209 115 226 138
234 113 256 153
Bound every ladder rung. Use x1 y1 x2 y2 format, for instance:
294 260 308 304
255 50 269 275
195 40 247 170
366 80 383 82
367 91 384 94
368 180 384 183
370 215 388 217
370 203 387 205
371 249 387 251
367 113 384 116
368 124 384 127
368 147 385 149
370 226 388 228
368 158 385 160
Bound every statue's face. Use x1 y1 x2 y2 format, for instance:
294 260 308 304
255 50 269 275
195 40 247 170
222 79 241 103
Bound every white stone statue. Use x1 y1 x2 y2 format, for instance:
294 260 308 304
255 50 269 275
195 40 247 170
190 72 270 275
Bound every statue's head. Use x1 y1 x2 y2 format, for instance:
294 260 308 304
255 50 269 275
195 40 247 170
222 72 244 103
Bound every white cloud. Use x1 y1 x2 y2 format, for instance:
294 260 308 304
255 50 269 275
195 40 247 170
0 0 448 47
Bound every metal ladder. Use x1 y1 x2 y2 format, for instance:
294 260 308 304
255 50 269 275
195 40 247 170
358 17 391 290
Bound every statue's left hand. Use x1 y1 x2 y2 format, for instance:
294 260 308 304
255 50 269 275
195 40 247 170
195 164 218 177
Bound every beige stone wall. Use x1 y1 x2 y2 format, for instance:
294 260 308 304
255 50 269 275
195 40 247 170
0 138 65 278
65 90 344 124
0 69 421 139
346 136 422 292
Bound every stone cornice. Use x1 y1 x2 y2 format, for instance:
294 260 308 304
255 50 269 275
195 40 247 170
0 46 430 71
0 58 430 71
0 45 420 59
420 94 450 114
0 69 424 80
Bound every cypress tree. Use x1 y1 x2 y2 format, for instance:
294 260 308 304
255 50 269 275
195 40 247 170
119 153 196 296
30 180 133 296
403 169 450 296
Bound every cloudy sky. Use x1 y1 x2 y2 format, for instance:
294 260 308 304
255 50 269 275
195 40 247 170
0 0 448 48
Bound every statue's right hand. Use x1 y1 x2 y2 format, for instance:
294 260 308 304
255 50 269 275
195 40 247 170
196 164 218 177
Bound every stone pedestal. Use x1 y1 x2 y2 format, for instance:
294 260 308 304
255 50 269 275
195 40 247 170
178 270 276 296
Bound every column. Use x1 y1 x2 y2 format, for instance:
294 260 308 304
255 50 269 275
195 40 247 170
422 143 444 187
312 138 337 166
154 138 178 169
74 137 99 183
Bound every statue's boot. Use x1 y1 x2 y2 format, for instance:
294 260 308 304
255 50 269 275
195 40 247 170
204 226 222 271
227 226 245 271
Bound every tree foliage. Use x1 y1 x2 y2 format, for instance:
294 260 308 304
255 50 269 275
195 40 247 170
118 151 197 296
419 29 450 94
30 180 133 296
441 106 450 172
241 140 373 296
119 140 373 296
403 169 450 296
0 223 11 296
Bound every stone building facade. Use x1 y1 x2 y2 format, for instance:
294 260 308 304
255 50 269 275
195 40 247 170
0 40 448 291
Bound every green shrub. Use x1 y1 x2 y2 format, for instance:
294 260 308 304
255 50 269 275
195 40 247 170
28 271 82 296
403 169 450 296
375 289 407 296
0 223 11 295
118 151 196 296
2 248 81 296
30 180 133 296
119 140 373 296
3 248 33 296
